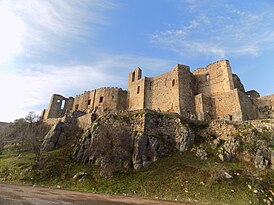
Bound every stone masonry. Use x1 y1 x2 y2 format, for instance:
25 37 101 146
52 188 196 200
41 60 274 122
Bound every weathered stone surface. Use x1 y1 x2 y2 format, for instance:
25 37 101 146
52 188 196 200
73 172 87 181
218 136 241 162
196 149 208 160
73 111 196 175
41 122 66 152
42 60 274 124
254 148 271 169
175 126 195 152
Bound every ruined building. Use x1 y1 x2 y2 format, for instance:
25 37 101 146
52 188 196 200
41 60 274 122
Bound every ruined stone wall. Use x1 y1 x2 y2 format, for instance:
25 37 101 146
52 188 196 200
144 66 180 113
43 117 65 126
44 94 70 119
129 64 197 120
212 89 243 121
77 113 93 130
178 65 197 119
73 88 127 114
73 91 89 112
195 94 213 121
128 68 145 110
255 95 274 119
192 60 235 96
237 90 258 120
93 87 127 113
232 74 245 92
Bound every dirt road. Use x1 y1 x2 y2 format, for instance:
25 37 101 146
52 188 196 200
0 183 190 205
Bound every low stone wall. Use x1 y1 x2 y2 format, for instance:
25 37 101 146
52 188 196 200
43 117 64 126
77 113 93 130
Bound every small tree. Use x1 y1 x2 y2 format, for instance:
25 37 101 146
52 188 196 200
7 112 50 165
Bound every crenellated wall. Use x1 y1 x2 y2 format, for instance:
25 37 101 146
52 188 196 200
42 60 273 122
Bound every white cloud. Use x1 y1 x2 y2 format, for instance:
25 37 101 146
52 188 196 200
152 1 274 58
0 54 174 122
0 1 26 64
0 0 115 64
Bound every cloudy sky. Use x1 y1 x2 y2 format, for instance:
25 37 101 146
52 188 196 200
0 0 274 122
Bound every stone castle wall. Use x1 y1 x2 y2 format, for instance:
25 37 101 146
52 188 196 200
72 87 127 114
143 66 181 113
127 68 145 111
255 95 274 119
192 60 234 97
42 59 273 122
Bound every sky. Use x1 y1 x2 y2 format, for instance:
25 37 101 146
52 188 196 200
0 0 274 122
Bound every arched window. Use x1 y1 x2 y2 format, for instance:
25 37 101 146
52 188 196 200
206 74 210 81
132 72 135 82
137 86 140 94
172 79 175 87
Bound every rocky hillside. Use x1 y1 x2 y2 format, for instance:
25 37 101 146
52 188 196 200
0 122 11 144
0 122 11 135
1 111 273 205
41 110 274 176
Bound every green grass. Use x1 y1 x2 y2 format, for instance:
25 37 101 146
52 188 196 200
0 148 273 205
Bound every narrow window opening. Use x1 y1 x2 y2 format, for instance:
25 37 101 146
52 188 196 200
229 115 233 121
57 99 61 103
137 86 140 94
88 99 91 105
75 104 79 110
99 96 104 103
132 72 135 82
61 100 65 109
172 79 175 87
112 95 115 99
206 74 210 81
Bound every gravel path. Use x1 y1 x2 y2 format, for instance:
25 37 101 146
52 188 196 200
0 183 191 205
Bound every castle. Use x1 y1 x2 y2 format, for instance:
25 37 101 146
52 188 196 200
41 60 274 122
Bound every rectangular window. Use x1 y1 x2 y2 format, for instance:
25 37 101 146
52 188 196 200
137 86 140 94
88 99 91 105
99 96 104 103
75 104 79 110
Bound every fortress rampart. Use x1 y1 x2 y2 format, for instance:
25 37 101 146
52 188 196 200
41 60 274 122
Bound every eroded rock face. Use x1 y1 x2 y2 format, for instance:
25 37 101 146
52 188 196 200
41 122 66 152
73 111 196 175
218 136 242 162
196 119 274 169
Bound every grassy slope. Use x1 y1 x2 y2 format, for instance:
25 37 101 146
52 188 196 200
0 148 273 205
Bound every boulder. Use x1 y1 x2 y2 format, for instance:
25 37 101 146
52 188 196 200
254 149 270 169
175 126 195 152
73 172 87 181
41 122 66 152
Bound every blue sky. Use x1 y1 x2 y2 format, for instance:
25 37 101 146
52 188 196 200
0 0 274 122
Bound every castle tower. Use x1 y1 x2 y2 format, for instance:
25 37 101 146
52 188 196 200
127 67 145 110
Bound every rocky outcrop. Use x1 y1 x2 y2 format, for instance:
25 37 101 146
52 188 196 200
41 111 84 152
196 119 274 169
73 111 195 175
41 122 67 152
218 136 242 162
